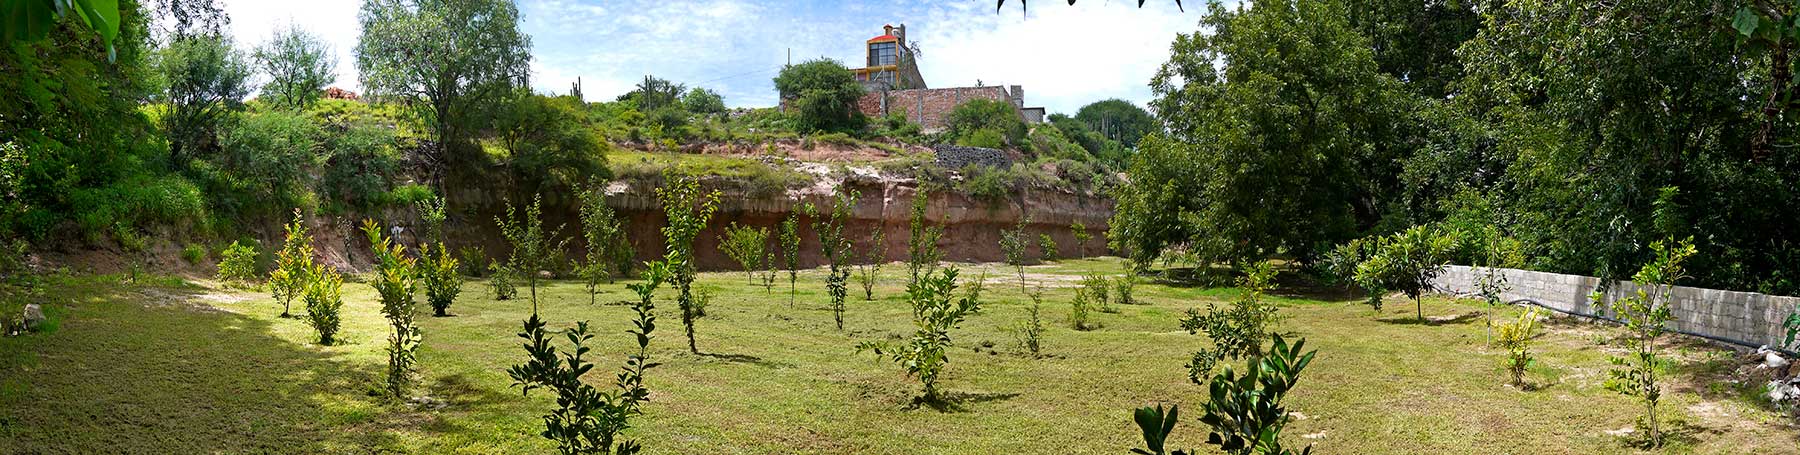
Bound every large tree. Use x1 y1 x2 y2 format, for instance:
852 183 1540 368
253 24 336 110
156 34 252 164
1114 0 1408 266
355 0 531 163
773 58 865 133
1073 99 1154 148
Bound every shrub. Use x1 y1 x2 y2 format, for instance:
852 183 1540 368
421 245 462 317
269 210 314 318
388 183 436 208
856 226 888 300
856 267 981 402
1071 221 1091 257
945 98 1026 148
1085 273 1114 313
1070 288 1094 331
217 240 260 286
1181 261 1280 381
719 222 770 284
1131 334 1317 455
1012 287 1047 357
490 260 519 300
957 164 1013 200
183 244 208 264
1595 237 1694 448
459 246 487 277
580 182 632 298
509 261 669 455
1038 234 1059 262
1495 309 1542 387
363 220 420 398
773 59 866 133
1352 225 1457 320
1115 273 1138 305
656 171 721 353
303 264 344 345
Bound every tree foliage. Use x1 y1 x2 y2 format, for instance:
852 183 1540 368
1073 99 1155 148
1595 237 1695 448
773 58 865 133
363 219 420 398
157 34 252 163
252 23 335 110
719 222 768 283
356 0 530 160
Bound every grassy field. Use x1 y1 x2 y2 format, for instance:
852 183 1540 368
2 258 1796 454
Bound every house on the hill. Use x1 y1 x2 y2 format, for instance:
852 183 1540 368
849 24 1045 132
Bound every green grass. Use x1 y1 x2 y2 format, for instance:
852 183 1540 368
2 259 1795 453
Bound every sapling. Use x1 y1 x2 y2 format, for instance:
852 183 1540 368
813 188 859 330
1131 335 1317 455
1115 272 1138 305
1354 225 1456 320
1595 237 1694 448
1000 216 1031 294
415 196 461 316
269 209 313 318
1011 285 1046 357
656 171 721 354
364 220 421 398
1181 261 1279 381
1038 233 1058 262
1070 287 1093 331
905 188 943 286
1085 273 1114 313
855 226 887 300
759 250 778 293
579 180 632 287
496 194 566 314
1477 229 1523 343
489 260 519 300
302 263 343 346
719 222 770 284
510 261 670 455
856 267 980 402
779 210 801 306
1071 221 1089 257
1495 309 1542 387
217 240 259 286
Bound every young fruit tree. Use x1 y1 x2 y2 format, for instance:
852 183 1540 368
1000 216 1031 294
579 181 633 290
813 188 859 330
779 210 802 306
1181 261 1280 382
856 267 980 402
416 196 461 317
1495 309 1542 387
1038 233 1058 262
496 194 566 314
719 222 769 284
1354 224 1457 321
1011 285 1047 357
905 188 943 286
1131 334 1317 455
509 260 670 455
1071 221 1090 257
363 220 421 399
1595 237 1694 448
655 171 721 354
302 263 343 346
269 209 313 318
855 225 887 300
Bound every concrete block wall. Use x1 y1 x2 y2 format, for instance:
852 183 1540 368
1434 265 1800 349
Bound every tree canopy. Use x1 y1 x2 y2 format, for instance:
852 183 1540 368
356 0 531 161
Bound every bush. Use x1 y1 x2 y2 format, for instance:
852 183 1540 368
957 164 1013 200
719 222 769 284
363 220 421 398
1132 335 1316 455
1070 288 1094 331
303 265 344 345
1495 309 1542 387
1115 273 1138 305
1181 261 1280 381
216 110 321 213
1038 234 1059 262
490 260 519 300
773 59 866 133
458 247 487 277
945 98 1026 148
955 128 1007 149
1085 274 1114 313
320 123 399 214
421 245 462 317
217 241 260 285
182 243 208 264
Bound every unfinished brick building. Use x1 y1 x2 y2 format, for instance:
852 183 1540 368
849 24 1045 132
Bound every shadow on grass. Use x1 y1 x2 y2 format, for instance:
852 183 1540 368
694 350 790 368
0 283 410 453
1376 311 1483 326
910 391 1023 413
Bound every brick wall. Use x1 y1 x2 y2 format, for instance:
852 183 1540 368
1432 265 1800 349
857 86 1015 132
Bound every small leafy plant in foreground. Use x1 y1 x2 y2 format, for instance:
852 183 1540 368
856 267 980 402
656 171 721 353
1495 308 1542 387
302 263 343 346
1595 237 1694 448
269 210 313 318
1132 334 1316 455
1182 261 1279 382
509 261 670 455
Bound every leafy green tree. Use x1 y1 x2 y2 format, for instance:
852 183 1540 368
496 194 565 314
1352 225 1456 320
1595 238 1695 448
1074 99 1155 148
655 171 720 354
1001 216 1031 294
269 209 312 318
1118 0 1408 266
856 267 980 402
356 0 530 160
302 262 343 345
1070 221 1090 257
252 23 335 110
496 91 607 195
215 240 258 286
363 219 420 398
813 188 859 330
578 181 631 291
772 58 865 133
719 222 769 283
1037 233 1058 262
157 34 252 163
681 87 726 115
509 260 669 455
945 98 1025 148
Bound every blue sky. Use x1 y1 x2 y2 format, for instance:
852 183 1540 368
223 0 1199 115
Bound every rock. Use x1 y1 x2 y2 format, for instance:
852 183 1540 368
22 303 44 331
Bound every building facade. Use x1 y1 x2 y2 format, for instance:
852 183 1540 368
848 24 1045 132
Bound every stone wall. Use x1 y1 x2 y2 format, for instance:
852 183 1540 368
1433 265 1800 349
857 86 1016 132
932 145 1011 169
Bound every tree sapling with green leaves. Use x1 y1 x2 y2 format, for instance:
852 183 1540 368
1182 261 1280 382
496 194 566 314
656 171 721 354
856 225 888 300
1595 237 1695 448
416 195 461 317
905 188 944 286
1131 335 1317 455
363 220 421 398
813 188 859 329
269 209 313 318
779 210 802 306
719 222 770 284
856 267 981 403
302 263 343 346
